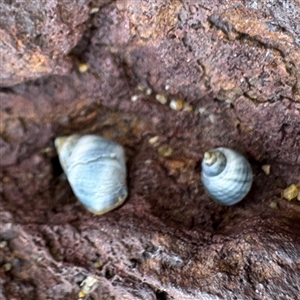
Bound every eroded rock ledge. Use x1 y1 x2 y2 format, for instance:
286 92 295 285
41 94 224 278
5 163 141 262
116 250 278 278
1 1 300 299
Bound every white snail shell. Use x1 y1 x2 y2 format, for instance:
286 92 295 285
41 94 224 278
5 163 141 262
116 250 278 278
55 134 128 215
201 147 253 206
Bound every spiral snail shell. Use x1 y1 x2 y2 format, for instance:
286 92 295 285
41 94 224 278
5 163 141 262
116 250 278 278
201 147 253 206
55 134 128 215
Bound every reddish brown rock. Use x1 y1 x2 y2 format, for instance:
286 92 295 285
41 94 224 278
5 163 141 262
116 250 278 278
0 0 91 87
0 0 300 299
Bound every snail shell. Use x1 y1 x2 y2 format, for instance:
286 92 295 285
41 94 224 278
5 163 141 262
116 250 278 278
201 147 253 206
55 134 128 215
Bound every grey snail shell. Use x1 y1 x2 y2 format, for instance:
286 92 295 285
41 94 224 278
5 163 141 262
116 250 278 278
55 134 128 215
201 147 253 206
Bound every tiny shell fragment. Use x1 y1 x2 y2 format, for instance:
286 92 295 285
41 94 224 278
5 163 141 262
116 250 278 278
3 263 12 272
78 291 86 298
262 164 271 175
158 145 173 157
78 63 89 73
2 177 10 183
269 201 277 209
198 107 206 114
209 114 215 123
90 7 99 14
0 241 7 248
183 103 193 112
137 85 144 91
155 94 168 104
281 184 299 201
94 261 102 268
149 136 159 145
131 95 138 102
79 276 98 298
169 99 184 111
145 88 152 95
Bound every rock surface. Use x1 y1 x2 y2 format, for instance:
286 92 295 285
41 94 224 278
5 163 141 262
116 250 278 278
0 0 91 87
0 0 300 299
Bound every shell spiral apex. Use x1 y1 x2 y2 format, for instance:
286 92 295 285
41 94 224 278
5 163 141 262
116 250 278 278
201 147 253 206
55 134 128 215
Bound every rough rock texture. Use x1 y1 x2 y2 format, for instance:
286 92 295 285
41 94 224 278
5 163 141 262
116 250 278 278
0 0 91 87
0 0 300 299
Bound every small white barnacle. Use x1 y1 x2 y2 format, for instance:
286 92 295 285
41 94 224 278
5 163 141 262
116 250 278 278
55 134 128 215
201 147 253 206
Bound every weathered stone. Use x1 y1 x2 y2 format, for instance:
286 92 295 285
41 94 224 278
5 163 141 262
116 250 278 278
0 0 300 299
0 0 90 87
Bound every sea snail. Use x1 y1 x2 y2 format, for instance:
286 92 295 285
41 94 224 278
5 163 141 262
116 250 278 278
201 147 253 206
55 134 128 215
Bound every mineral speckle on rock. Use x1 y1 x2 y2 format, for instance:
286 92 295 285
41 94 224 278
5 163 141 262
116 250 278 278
282 184 299 201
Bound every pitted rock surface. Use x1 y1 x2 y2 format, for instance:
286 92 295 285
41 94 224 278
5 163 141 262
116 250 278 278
0 1 300 299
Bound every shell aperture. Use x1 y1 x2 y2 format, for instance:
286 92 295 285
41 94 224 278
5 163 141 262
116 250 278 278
55 134 128 215
201 147 253 206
